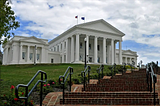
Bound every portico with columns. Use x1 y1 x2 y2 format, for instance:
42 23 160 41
49 19 125 65
3 19 138 66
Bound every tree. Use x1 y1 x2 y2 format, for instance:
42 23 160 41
0 0 20 44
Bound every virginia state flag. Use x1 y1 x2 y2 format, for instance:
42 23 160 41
81 17 85 20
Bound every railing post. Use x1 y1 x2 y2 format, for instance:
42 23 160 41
70 68 72 92
63 77 64 104
150 73 152 92
146 71 149 91
84 72 85 91
88 67 90 84
25 86 28 106
40 72 43 106
156 61 158 74
102 65 104 79
154 81 156 105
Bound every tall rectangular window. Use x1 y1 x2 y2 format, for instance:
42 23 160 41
30 53 33 60
80 42 82 48
22 52 25 59
89 44 91 50
37 54 40 60
97 45 100 51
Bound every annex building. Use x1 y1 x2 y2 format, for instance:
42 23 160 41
2 19 138 66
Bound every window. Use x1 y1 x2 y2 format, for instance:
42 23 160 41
89 57 92 62
97 57 100 63
54 47 56 51
80 42 82 48
98 45 100 51
30 53 33 60
106 46 107 52
89 44 91 50
22 52 25 59
79 55 83 61
37 54 40 60
51 59 54 63
57 46 59 52
106 57 107 63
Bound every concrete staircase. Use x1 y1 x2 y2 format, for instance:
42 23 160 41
60 69 159 105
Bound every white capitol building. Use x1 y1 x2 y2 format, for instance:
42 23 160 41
2 19 138 66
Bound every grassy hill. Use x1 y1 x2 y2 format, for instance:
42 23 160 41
0 63 113 95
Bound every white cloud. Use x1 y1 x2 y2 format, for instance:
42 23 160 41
10 0 160 65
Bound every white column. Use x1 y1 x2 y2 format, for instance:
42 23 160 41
114 41 116 63
12 45 16 63
75 34 79 62
130 58 132 64
71 36 74 62
3 49 5 65
111 39 114 65
27 46 30 62
86 35 89 56
119 40 122 64
66 39 68 63
41 47 45 63
86 35 89 63
125 57 127 64
103 37 106 64
35 45 37 63
94 36 98 63
59 43 61 52
62 42 64 63
107 44 110 64
19 45 22 63
55 46 57 52
135 58 137 67
6 48 8 64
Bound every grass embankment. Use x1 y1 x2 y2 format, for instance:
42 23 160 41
0 64 112 95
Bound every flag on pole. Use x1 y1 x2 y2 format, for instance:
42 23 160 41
75 16 78 18
81 17 85 20
75 15 78 24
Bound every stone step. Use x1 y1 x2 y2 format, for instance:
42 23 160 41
86 83 148 87
111 75 146 79
98 79 147 84
64 92 158 98
60 98 159 105
83 86 148 91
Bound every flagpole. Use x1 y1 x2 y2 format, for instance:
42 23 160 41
77 18 78 24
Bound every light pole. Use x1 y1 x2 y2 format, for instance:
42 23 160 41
84 38 87 68
34 45 37 65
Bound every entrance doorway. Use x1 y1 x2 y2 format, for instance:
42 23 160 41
51 59 54 63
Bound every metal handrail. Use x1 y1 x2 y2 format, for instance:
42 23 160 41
15 70 47 106
81 65 91 91
97 64 104 81
111 63 116 77
121 63 126 74
156 61 158 74
146 63 157 105
59 67 73 104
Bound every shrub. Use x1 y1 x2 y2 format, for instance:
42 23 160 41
0 85 34 106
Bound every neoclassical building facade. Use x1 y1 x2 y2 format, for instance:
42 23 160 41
3 19 138 66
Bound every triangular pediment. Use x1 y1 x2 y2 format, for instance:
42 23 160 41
20 36 46 45
76 19 125 36
122 50 138 56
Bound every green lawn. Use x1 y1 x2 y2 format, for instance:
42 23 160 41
0 63 112 95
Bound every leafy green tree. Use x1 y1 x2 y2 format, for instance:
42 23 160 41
0 0 20 44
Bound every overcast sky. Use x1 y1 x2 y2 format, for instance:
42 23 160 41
9 0 160 65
